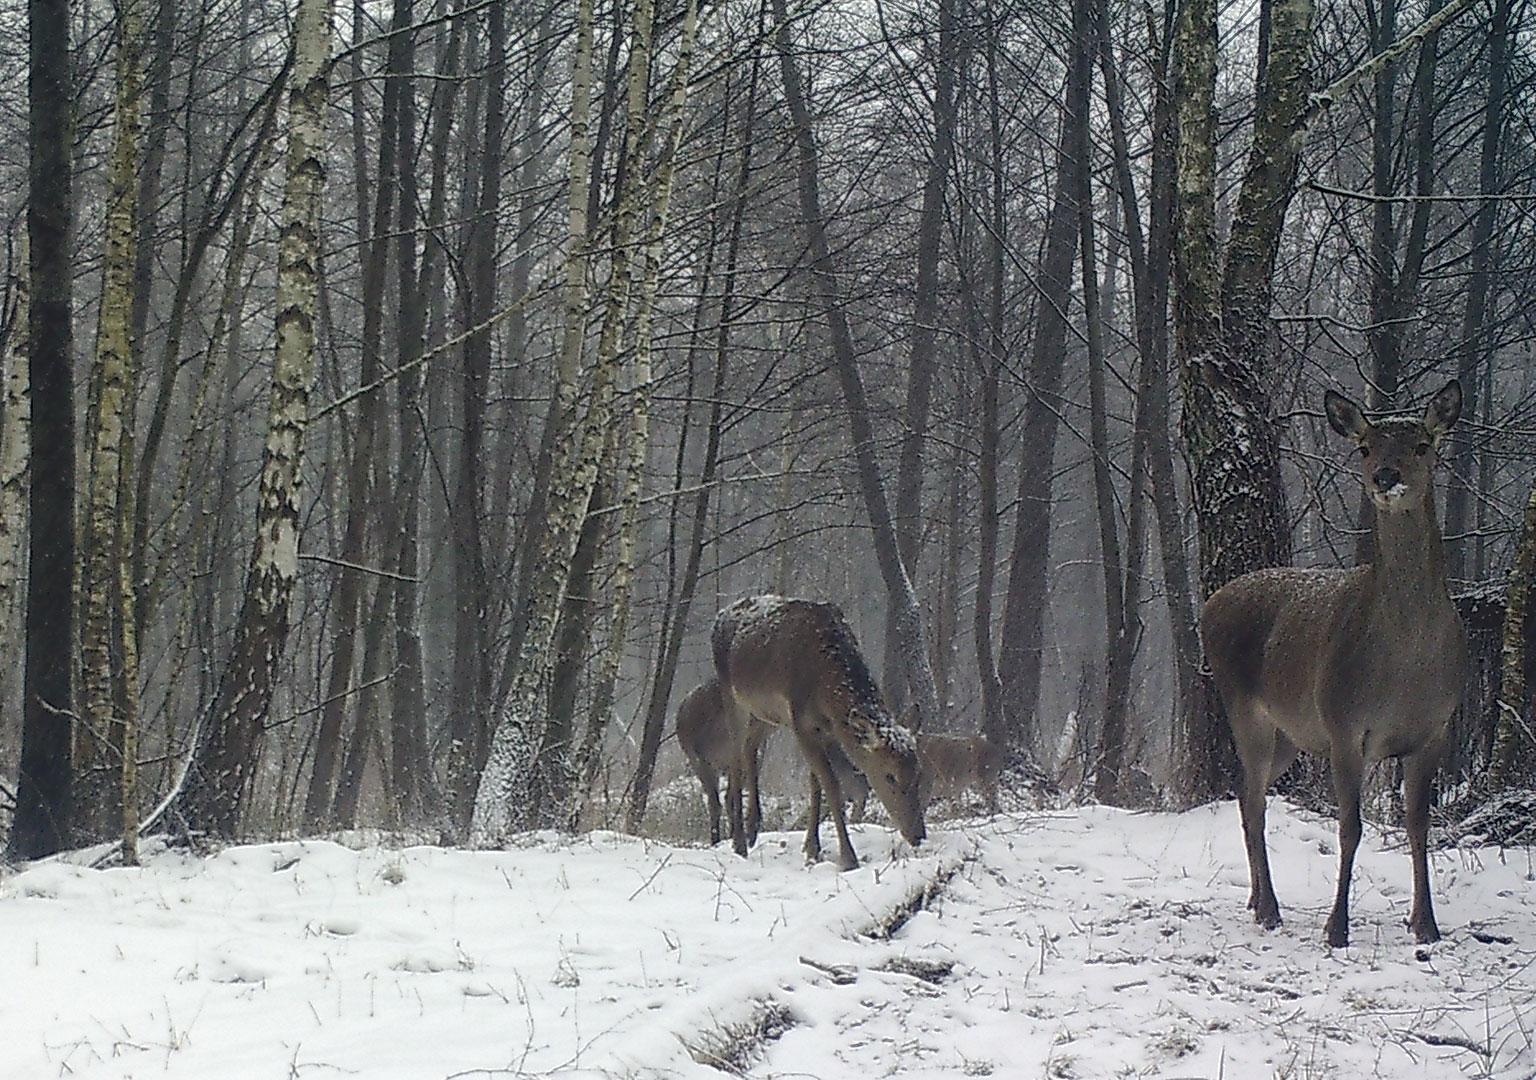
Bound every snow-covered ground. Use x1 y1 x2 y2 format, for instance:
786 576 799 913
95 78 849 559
2 800 1532 1079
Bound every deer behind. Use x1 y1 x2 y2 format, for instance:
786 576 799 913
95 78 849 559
675 675 867 855
674 677 766 853
917 732 1003 813
712 595 925 869
1201 380 1465 947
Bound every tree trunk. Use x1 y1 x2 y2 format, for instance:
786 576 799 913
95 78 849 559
1488 479 1536 789
80 0 148 856
445 0 507 834
772 0 942 730
1445 0 1511 580
624 45 759 834
0 236 29 693
174 0 332 839
12 0 76 860
390 0 429 828
305 0 404 830
972 0 1007 751
995 10 1091 767
886 0 960 706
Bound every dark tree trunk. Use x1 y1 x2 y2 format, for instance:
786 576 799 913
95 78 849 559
995 9 1092 767
886 0 960 707
447 0 506 834
12 0 75 860
390 0 429 827
1445 0 1511 580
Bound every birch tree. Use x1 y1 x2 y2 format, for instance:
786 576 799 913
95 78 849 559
80 0 148 857
0 236 29 680
174 0 332 838
471 0 701 844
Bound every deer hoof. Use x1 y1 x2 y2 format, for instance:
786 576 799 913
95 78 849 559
1325 919 1350 949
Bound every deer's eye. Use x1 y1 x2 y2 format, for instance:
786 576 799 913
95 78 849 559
1415 443 1430 456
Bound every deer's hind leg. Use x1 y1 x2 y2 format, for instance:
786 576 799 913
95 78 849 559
743 721 765 847
724 761 749 857
697 762 723 846
1403 735 1446 944
1232 711 1290 929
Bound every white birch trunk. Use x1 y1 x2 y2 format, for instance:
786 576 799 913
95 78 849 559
177 0 332 838
471 0 700 845
81 0 146 859
0 234 29 664
566 0 699 827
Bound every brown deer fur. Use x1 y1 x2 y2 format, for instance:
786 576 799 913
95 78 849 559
712 596 925 869
1201 380 1465 947
674 675 868 855
917 732 1003 813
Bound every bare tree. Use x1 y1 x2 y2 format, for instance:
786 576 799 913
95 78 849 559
175 0 333 838
11 0 76 860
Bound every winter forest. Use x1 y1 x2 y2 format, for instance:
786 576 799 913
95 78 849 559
2 0 1536 1074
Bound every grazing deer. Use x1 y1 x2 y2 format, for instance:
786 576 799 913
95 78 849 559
676 676 871 856
712 595 926 869
1201 380 1465 947
917 732 1003 813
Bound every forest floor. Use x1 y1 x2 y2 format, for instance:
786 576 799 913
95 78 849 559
1 798 1533 1079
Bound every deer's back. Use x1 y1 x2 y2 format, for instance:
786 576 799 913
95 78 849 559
713 597 870 724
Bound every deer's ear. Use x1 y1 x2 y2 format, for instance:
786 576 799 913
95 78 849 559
1324 389 1368 439
1424 379 1462 438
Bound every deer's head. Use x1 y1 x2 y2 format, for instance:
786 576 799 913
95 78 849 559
854 718 926 846
1324 379 1461 513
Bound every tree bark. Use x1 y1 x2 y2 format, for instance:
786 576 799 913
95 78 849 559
1488 480 1536 789
623 47 759 834
1445 0 1511 580
80 0 148 856
886 0 960 706
995 8 1091 767
12 0 76 860
390 0 429 828
445 0 507 834
471 0 702 846
174 0 332 839
306 0 404 829
0 235 29 692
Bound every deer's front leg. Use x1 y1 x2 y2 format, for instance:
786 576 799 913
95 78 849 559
1325 744 1365 948
1403 737 1445 944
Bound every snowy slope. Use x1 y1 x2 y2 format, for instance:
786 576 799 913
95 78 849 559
1 801 1531 1079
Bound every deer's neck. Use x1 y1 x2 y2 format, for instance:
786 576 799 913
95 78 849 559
1363 488 1449 611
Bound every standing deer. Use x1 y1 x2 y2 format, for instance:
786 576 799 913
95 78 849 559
712 595 926 869
675 675 869 856
675 677 767 853
1201 380 1465 947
